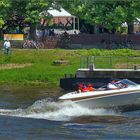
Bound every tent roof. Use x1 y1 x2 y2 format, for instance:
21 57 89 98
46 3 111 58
47 8 75 17
122 18 140 27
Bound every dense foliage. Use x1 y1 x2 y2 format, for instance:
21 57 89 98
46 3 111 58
59 0 140 34
0 0 58 38
0 0 10 28
0 0 140 36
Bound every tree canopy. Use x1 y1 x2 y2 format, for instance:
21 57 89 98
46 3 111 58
1 0 55 38
1 0 140 36
0 0 11 28
60 0 140 34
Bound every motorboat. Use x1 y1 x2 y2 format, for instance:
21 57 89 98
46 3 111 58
59 79 140 110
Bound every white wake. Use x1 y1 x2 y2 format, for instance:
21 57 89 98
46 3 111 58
0 98 117 121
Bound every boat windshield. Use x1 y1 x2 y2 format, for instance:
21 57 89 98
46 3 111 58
98 79 138 90
119 79 137 86
114 79 137 88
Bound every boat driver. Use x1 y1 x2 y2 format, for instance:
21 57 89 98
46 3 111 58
107 80 118 90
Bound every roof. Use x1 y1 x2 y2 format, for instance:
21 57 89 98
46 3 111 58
47 8 75 18
122 18 140 27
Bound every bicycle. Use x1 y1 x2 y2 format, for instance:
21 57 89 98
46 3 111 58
35 41 44 49
22 40 44 49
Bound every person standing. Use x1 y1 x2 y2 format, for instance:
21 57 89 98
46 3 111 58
3 39 11 54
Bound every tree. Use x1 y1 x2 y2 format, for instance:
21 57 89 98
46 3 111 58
1 0 57 39
60 0 140 34
24 0 53 39
0 0 11 27
0 0 11 37
1 0 140 37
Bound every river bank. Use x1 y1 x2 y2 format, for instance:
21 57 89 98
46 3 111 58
0 49 140 88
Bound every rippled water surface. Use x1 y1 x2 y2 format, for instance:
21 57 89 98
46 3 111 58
0 85 140 140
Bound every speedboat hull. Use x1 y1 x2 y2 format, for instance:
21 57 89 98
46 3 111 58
74 91 140 110
59 87 140 110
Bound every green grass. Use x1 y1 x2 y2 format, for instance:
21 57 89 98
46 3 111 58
0 48 140 87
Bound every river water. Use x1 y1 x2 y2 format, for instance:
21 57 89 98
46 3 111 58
0 85 139 140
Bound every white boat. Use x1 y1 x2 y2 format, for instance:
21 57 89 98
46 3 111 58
59 79 140 111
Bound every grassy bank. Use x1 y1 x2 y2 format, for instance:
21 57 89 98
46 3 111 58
0 48 140 88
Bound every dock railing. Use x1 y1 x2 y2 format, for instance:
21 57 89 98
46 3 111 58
80 56 140 69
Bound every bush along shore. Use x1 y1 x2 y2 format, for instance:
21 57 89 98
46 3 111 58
0 48 140 88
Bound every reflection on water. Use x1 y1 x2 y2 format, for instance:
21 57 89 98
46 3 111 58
0 84 63 109
0 84 140 139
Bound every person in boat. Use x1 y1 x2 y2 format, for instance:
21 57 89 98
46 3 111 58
82 85 89 92
87 84 95 91
107 80 118 90
77 84 89 92
77 83 83 93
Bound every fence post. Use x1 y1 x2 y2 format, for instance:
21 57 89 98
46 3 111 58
87 56 89 68
80 56 82 69
109 56 112 68
127 56 128 69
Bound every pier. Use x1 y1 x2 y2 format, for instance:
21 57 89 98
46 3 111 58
60 56 140 90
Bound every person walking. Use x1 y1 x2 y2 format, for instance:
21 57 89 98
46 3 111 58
3 39 11 54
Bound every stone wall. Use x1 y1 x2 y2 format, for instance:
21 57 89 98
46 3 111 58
43 36 59 49
43 34 140 49
68 34 140 49
1 34 140 49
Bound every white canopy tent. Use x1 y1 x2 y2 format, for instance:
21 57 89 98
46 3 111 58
47 8 73 17
42 7 79 34
121 18 140 33
121 18 140 27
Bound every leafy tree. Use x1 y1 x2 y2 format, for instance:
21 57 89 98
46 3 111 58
0 0 10 31
1 0 57 39
0 0 11 39
25 0 53 39
60 0 140 34
1 0 140 37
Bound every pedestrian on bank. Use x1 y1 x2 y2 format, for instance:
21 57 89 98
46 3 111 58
3 39 11 54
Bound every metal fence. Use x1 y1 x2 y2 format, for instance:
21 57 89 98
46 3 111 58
80 56 140 69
